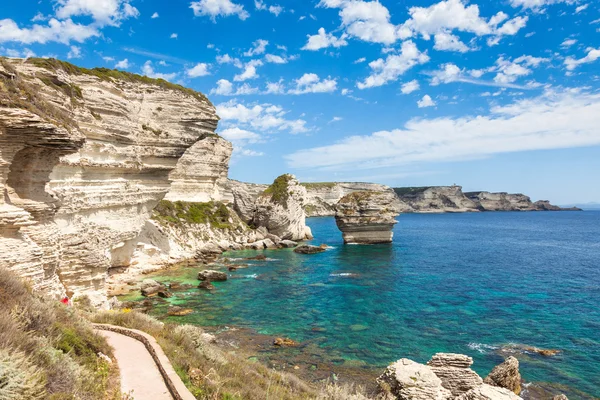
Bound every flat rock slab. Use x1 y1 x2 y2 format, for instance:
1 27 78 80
99 330 173 400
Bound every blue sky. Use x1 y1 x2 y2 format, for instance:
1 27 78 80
1 0 600 204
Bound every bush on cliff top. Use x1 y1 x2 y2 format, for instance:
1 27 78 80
26 58 212 106
261 174 294 209
300 182 336 190
0 269 121 399
153 200 232 229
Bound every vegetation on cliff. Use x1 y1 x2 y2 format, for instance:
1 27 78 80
300 182 337 190
261 174 294 209
26 58 212 105
0 269 120 399
153 200 232 229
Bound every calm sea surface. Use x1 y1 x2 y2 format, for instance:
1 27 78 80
140 211 600 397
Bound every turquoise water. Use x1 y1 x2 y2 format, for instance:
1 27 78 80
145 212 600 397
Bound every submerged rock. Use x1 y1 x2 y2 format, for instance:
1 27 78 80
484 357 521 395
294 244 327 254
197 270 228 281
198 281 216 290
273 337 298 347
246 254 267 260
335 191 401 244
168 306 194 316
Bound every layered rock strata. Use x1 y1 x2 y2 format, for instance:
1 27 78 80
335 191 401 244
394 186 480 213
484 356 521 395
302 182 412 216
379 353 522 400
251 174 312 241
1 57 218 304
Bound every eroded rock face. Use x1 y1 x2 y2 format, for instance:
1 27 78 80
252 174 312 241
484 357 521 395
335 191 401 244
1 58 218 305
379 354 523 400
394 186 479 213
303 182 412 217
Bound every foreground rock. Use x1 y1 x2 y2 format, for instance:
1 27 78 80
251 174 313 241
335 191 401 244
197 270 228 281
273 337 298 347
294 244 327 254
167 306 194 316
378 353 522 400
140 279 171 298
484 357 521 395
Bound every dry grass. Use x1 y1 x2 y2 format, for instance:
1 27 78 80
92 310 376 400
0 268 122 399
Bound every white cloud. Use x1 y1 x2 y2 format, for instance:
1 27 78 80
289 73 337 94
141 60 177 81
170 33 178 39
234 60 263 81
430 63 463 85
190 0 249 21
115 58 130 69
216 54 242 67
354 57 366 64
302 27 348 50
151 12 159 18
67 45 81 59
565 48 600 70
417 94 436 108
217 100 308 133
575 4 588 13
265 54 287 64
244 39 268 56
509 0 575 12
255 0 283 16
265 80 285 94
401 80 420 94
220 127 261 141
494 56 535 83
561 38 577 48
55 0 139 25
187 63 211 77
330 116 343 123
1 47 35 58
357 40 429 89
211 79 234 95
0 18 100 44
285 90 600 171
433 31 470 52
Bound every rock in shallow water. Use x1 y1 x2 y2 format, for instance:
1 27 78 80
293 244 327 254
197 270 228 281
484 356 521 395
335 191 401 244
168 306 193 316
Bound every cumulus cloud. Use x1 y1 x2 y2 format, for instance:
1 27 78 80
401 80 420 94
234 59 263 81
244 39 268 56
190 0 249 21
264 54 287 64
0 18 100 44
115 58 130 69
186 63 210 77
288 73 337 94
141 60 177 81
255 0 283 16
151 12 159 19
67 45 81 58
564 48 600 70
55 0 139 25
217 100 308 133
357 40 429 89
509 0 575 12
285 90 600 171
561 38 577 48
302 27 348 50
417 94 436 108
433 31 470 52
210 79 259 95
216 53 243 68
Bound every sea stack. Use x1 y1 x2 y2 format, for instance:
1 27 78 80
335 191 401 244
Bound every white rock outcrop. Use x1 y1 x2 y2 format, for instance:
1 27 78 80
335 191 401 244
252 174 312 241
378 354 523 400
1 57 218 305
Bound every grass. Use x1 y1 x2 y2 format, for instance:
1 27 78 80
261 174 294 209
300 182 337 190
153 200 233 229
92 310 374 400
338 191 384 205
0 57 79 130
26 58 212 106
0 268 122 399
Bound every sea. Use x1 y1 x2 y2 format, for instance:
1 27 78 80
131 211 600 398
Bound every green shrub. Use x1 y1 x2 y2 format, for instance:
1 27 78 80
0 349 46 400
261 174 294 209
153 200 232 229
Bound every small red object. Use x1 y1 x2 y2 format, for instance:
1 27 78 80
61 297 69 305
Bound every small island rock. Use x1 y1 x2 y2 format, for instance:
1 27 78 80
198 270 228 281
294 244 327 254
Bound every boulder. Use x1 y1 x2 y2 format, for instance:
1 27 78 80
197 270 228 281
294 244 327 254
273 337 298 347
377 358 452 400
335 191 401 244
427 353 483 396
280 240 298 248
484 357 521 395
552 395 568 400
141 279 167 297
246 254 267 260
456 384 521 400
